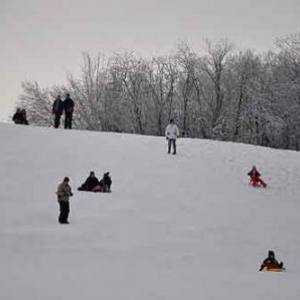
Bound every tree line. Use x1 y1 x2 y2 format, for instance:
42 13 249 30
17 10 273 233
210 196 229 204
17 34 300 150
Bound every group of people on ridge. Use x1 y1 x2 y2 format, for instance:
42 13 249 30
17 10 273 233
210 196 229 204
12 94 74 129
12 108 29 125
52 93 74 129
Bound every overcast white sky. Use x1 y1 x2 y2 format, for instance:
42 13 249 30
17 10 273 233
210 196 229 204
1 0 300 120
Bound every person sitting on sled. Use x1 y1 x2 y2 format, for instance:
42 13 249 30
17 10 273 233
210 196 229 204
99 172 112 192
259 250 284 271
247 166 267 187
78 171 100 191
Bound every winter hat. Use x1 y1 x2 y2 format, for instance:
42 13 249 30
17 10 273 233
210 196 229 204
268 250 275 257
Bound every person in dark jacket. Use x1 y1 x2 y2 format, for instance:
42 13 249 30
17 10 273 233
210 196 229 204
20 109 29 125
12 108 29 125
52 95 64 128
78 171 100 191
247 166 267 187
56 177 73 224
64 93 74 129
99 172 112 192
259 250 284 271
12 108 24 124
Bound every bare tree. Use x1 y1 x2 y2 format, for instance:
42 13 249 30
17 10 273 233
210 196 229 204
146 56 178 135
175 42 196 136
201 39 234 132
113 53 149 134
227 50 263 141
16 34 300 150
67 53 110 130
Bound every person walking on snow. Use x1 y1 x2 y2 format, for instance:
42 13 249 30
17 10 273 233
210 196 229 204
52 95 64 128
165 119 179 154
56 177 73 224
247 166 267 187
64 93 74 129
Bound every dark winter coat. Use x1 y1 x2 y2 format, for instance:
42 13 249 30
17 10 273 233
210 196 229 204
64 96 74 114
12 111 24 124
20 109 29 125
52 98 64 115
259 256 281 271
12 109 28 125
99 173 112 192
81 176 100 191
248 169 261 178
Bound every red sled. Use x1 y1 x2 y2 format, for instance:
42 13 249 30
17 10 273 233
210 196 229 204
249 177 267 188
262 265 285 272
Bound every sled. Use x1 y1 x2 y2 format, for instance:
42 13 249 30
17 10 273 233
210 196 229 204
262 266 285 272
249 182 267 188
77 187 111 193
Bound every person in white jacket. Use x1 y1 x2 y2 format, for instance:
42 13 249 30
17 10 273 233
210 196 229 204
165 119 179 154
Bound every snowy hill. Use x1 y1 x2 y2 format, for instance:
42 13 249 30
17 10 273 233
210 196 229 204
1 123 300 300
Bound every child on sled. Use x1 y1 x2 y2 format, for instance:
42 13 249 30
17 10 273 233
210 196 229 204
259 250 284 271
248 166 267 188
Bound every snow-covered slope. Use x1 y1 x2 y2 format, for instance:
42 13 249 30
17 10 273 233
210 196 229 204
0 123 300 300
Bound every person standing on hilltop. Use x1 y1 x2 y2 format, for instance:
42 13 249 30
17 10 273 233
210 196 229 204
12 108 25 124
165 119 179 155
52 95 64 128
20 109 29 125
64 93 74 129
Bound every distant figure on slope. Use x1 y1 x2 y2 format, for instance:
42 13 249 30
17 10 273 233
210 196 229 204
247 166 267 188
13 108 22 124
64 93 74 129
78 171 100 192
56 177 73 224
20 109 29 125
12 108 28 125
52 95 64 128
165 119 179 155
259 250 284 271
99 172 112 192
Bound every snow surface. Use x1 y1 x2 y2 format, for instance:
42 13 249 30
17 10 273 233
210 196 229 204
0 123 300 300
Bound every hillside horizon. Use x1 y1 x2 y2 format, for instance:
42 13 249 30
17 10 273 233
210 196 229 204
1 123 299 300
